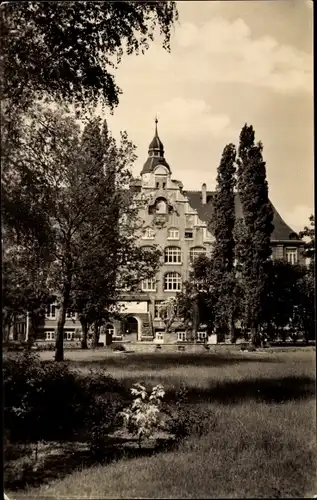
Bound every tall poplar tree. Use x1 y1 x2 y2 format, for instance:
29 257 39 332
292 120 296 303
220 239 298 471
236 124 274 346
211 143 237 341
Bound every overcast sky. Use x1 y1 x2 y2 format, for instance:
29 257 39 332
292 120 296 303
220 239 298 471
104 0 313 233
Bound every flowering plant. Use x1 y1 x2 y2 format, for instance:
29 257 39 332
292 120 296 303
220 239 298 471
120 383 165 447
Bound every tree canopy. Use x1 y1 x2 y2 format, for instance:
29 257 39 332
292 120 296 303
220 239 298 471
1 1 178 111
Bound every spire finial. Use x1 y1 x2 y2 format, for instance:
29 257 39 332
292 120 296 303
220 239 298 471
155 114 158 136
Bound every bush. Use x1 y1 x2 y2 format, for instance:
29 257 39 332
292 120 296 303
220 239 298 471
111 343 126 352
164 385 217 442
3 351 126 447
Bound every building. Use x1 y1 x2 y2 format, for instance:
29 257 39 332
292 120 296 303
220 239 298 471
28 120 304 345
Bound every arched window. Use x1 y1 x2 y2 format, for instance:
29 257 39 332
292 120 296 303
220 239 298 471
164 272 182 291
167 228 180 240
164 246 182 264
142 227 155 239
189 246 207 262
155 198 167 214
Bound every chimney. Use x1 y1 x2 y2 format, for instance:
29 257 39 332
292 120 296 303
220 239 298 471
202 183 207 204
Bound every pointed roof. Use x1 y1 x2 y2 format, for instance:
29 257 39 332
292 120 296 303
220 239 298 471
141 118 171 175
185 190 301 242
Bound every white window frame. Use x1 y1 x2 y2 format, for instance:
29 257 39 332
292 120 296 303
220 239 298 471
197 331 207 342
65 330 73 341
45 304 57 319
177 331 187 342
142 277 157 292
164 272 182 291
142 227 155 240
184 229 193 240
285 248 298 265
164 246 182 264
154 301 163 319
167 228 180 240
45 330 55 341
189 247 206 262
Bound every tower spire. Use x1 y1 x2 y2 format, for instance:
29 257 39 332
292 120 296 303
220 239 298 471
155 115 158 136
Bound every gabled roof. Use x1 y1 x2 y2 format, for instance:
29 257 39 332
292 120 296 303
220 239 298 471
185 191 300 243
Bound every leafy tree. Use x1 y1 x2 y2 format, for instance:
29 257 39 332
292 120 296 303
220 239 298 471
159 297 178 334
1 2 178 111
2 106 159 360
293 268 315 344
210 143 237 341
178 255 217 339
299 215 315 262
262 260 305 340
236 124 274 346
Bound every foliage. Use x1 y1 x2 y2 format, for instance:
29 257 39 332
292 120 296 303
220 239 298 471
112 344 126 352
2 106 160 360
210 144 237 339
236 124 274 345
299 215 315 260
159 297 178 333
120 383 166 447
2 2 178 111
3 352 125 445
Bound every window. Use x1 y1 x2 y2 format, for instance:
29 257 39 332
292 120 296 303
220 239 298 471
167 228 180 240
177 331 187 342
156 198 167 214
46 304 56 319
189 246 206 262
164 246 182 264
184 230 193 239
156 182 159 189
154 301 163 319
164 272 182 291
65 330 73 341
197 331 207 342
45 330 55 341
286 248 298 265
143 227 155 239
66 310 76 319
142 278 156 291
106 324 114 336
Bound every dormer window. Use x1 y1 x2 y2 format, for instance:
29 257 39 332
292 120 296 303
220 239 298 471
162 182 166 189
156 182 159 189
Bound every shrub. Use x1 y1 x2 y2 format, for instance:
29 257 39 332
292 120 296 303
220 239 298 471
112 343 126 352
3 352 125 447
164 385 217 442
120 383 166 448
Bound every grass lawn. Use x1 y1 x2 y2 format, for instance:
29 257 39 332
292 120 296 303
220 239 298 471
7 348 316 499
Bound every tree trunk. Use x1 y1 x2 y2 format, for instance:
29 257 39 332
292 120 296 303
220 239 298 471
80 319 89 349
250 324 260 347
229 314 236 344
55 283 71 361
12 315 18 341
92 321 100 349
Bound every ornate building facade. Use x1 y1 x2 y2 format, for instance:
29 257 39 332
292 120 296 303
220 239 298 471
32 120 304 345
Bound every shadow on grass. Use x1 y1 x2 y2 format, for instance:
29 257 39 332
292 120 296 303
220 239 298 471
71 352 280 370
4 436 174 492
162 375 316 405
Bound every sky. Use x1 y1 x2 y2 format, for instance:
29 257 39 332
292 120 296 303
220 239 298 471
103 0 313 233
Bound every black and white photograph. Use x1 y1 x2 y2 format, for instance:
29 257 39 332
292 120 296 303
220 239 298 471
2 1 315 498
